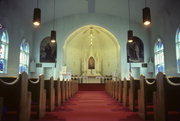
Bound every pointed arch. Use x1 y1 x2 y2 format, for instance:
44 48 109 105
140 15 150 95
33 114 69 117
63 25 121 76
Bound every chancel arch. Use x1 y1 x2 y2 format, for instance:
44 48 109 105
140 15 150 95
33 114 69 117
63 25 120 77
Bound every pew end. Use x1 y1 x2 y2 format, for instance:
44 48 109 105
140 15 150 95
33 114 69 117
0 97 3 121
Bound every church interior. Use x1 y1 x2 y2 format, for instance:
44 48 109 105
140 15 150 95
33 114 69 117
0 0 180 121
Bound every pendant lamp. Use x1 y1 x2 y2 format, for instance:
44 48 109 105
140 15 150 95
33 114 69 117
143 0 151 26
33 0 41 27
127 0 133 43
50 0 56 43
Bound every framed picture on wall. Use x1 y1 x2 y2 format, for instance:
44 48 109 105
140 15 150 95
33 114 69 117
40 37 57 63
127 36 144 63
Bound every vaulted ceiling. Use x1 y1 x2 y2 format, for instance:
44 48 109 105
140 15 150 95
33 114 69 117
1 0 177 25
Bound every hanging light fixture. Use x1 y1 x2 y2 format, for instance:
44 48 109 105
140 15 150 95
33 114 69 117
50 0 56 43
127 0 133 43
128 30 133 43
51 30 56 43
142 0 151 26
33 0 41 27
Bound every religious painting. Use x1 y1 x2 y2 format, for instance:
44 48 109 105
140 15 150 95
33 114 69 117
40 37 57 63
127 36 144 63
88 56 95 69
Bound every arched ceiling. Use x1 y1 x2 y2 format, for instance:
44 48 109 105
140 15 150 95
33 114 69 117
2 0 177 24
64 25 120 51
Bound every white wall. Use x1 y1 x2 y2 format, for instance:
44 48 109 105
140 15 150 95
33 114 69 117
33 13 150 79
150 1 180 77
0 1 33 77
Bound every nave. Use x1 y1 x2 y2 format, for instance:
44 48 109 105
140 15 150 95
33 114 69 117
35 91 144 121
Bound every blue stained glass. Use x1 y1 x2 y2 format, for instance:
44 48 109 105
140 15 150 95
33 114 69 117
0 59 4 72
177 59 180 72
0 25 8 73
176 29 180 43
1 32 7 42
19 65 27 73
19 39 29 74
154 39 165 74
155 64 164 73
155 39 164 52
20 40 29 52
176 28 180 73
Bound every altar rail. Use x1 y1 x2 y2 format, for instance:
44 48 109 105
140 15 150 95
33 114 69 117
71 76 113 84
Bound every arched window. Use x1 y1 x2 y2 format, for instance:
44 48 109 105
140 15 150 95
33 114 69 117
0 24 9 73
19 39 29 73
154 39 165 74
176 27 180 73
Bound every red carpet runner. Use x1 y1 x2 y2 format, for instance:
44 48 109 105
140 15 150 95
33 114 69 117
36 91 145 121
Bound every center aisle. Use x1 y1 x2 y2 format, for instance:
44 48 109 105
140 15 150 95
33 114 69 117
37 91 144 121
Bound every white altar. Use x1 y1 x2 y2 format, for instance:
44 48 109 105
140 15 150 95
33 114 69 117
80 76 105 83
81 49 102 77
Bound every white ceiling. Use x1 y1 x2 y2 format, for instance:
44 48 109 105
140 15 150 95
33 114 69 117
3 0 178 24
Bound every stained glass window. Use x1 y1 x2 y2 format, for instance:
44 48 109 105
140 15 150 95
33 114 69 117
0 24 9 73
176 27 180 73
19 39 29 73
154 39 165 74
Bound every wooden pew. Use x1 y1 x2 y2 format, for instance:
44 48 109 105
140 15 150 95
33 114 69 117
61 80 66 104
0 72 31 121
68 80 72 98
115 80 119 101
44 77 55 112
118 79 123 103
28 75 46 119
122 78 130 106
153 73 180 121
129 76 140 111
0 97 3 120
65 81 69 100
71 79 78 97
138 75 156 120
54 78 61 106
74 80 79 95
105 79 110 95
73 80 77 96
114 80 117 99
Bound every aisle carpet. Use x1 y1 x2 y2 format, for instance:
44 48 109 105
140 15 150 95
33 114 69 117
36 91 145 121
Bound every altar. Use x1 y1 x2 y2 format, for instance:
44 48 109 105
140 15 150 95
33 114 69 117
80 76 104 83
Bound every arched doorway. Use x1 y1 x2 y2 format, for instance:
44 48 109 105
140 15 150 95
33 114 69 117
63 25 120 77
